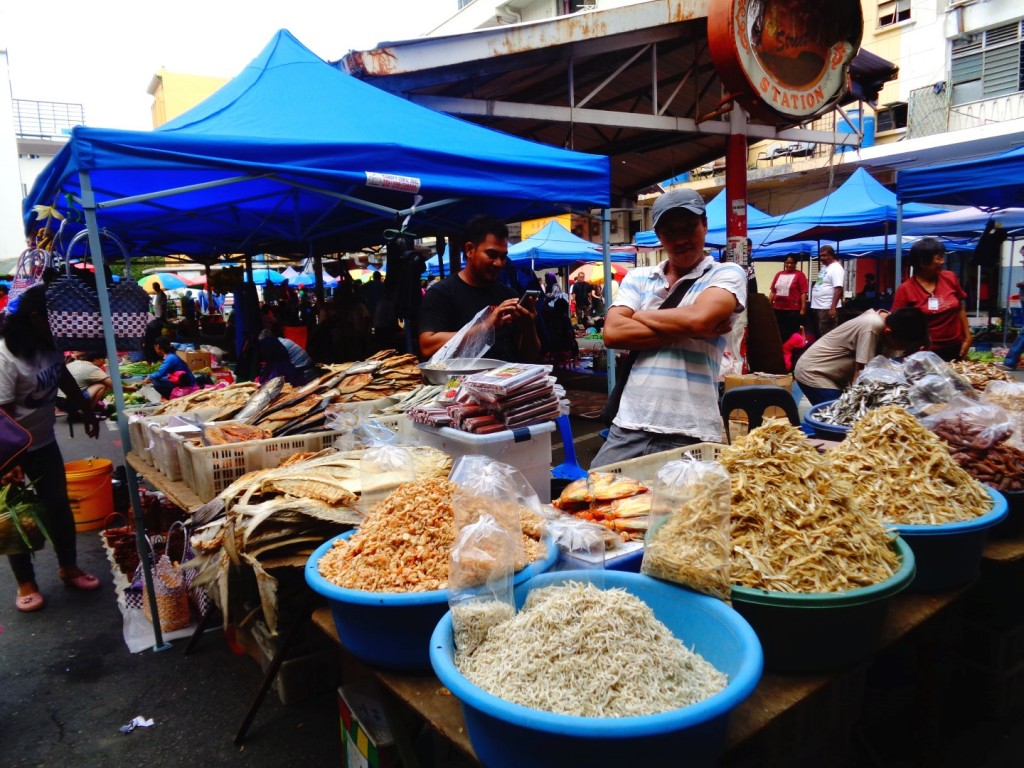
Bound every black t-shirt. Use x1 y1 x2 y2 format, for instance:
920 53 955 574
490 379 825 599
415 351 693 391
570 280 592 308
419 275 520 361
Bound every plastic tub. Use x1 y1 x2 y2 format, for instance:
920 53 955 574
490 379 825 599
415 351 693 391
305 531 558 672
894 486 1008 593
802 400 850 441
730 538 915 674
430 571 763 768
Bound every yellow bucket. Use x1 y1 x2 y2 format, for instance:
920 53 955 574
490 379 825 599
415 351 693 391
65 458 114 533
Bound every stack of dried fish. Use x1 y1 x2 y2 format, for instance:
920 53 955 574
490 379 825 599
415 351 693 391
552 472 651 541
828 405 991 525
948 360 1012 390
378 384 444 414
317 349 424 403
185 445 452 633
815 378 910 426
150 382 261 416
722 420 900 593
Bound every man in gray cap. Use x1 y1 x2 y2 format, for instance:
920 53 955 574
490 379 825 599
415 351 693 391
592 188 748 465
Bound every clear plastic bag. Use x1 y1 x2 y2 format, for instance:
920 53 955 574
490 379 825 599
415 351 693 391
357 423 415 513
640 458 732 601
920 396 1014 451
981 380 1024 451
449 459 524 655
904 351 975 396
429 305 496 366
858 355 907 386
546 516 607 572
449 455 531 569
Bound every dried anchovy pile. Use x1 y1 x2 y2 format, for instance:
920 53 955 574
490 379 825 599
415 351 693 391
829 406 992 525
948 360 1012 390
815 379 910 426
721 420 899 593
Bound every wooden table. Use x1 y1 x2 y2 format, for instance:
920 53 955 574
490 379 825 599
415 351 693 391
310 587 961 767
126 452 205 512
127 447 1022 762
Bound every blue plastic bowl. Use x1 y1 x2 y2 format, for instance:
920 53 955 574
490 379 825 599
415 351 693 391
802 400 850 441
430 571 763 768
730 538 915 674
306 531 558 671
893 486 1008 593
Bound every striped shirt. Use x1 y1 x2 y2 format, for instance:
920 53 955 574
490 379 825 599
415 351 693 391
611 257 747 441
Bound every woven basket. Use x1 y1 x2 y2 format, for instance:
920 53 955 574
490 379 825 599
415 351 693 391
142 553 191 632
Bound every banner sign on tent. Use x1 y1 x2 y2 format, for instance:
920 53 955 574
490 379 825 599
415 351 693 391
365 172 421 194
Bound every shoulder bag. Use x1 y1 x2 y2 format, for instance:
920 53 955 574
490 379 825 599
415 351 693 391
600 265 712 427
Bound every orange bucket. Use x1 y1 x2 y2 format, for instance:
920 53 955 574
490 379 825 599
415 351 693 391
65 459 113 533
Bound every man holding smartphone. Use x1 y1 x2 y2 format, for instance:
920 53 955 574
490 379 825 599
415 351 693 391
419 215 541 362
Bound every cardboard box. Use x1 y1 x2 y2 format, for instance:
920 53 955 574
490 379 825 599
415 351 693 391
180 350 213 372
723 372 794 392
338 681 398 768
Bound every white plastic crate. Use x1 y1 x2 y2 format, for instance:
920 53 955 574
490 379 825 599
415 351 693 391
592 442 725 484
411 420 556 502
127 408 218 468
180 430 344 502
150 423 201 482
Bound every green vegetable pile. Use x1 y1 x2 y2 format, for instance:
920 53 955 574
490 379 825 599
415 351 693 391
120 361 159 377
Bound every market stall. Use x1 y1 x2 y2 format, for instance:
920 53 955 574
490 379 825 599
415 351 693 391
20 29 610 645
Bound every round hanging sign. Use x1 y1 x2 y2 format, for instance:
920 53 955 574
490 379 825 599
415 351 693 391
708 0 863 123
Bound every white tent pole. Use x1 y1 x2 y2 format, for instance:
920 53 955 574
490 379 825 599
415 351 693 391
79 170 169 652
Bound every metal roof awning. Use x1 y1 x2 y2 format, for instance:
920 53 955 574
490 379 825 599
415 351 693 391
340 0 896 201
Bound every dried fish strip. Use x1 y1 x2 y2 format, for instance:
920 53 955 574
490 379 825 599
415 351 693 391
317 478 543 593
722 420 900 593
828 405 991 525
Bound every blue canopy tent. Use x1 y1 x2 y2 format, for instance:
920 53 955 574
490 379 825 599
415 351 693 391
900 207 1024 236
754 169 947 243
21 29 610 648
507 221 634 269
897 145 1024 209
24 30 609 256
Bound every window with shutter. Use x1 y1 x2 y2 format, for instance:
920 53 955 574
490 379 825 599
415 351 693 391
950 20 1024 105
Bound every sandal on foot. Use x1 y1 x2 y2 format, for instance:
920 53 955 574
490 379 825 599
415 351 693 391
16 592 45 612
60 571 100 591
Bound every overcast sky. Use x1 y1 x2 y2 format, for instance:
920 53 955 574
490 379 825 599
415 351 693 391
1 0 451 130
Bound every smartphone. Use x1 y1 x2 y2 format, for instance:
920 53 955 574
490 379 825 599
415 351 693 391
519 290 542 305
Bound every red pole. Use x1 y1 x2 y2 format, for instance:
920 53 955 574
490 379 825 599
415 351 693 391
725 108 749 272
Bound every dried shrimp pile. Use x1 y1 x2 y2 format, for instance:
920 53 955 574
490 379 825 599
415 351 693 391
722 420 899 593
829 406 991 525
318 478 543 592
456 582 727 718
948 360 1012 390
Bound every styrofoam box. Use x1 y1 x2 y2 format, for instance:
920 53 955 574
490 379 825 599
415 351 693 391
411 420 556 502
592 442 725 484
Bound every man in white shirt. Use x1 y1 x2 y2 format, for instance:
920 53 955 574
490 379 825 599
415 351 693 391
591 188 747 465
810 245 845 337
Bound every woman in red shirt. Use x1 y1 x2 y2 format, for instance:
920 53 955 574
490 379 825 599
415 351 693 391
891 237 971 361
768 256 808 342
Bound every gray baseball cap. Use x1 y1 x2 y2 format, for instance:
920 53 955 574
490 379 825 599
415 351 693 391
651 188 706 229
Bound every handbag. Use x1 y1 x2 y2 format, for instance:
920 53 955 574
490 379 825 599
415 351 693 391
600 266 713 427
0 410 32 477
6 222 62 316
46 229 150 352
